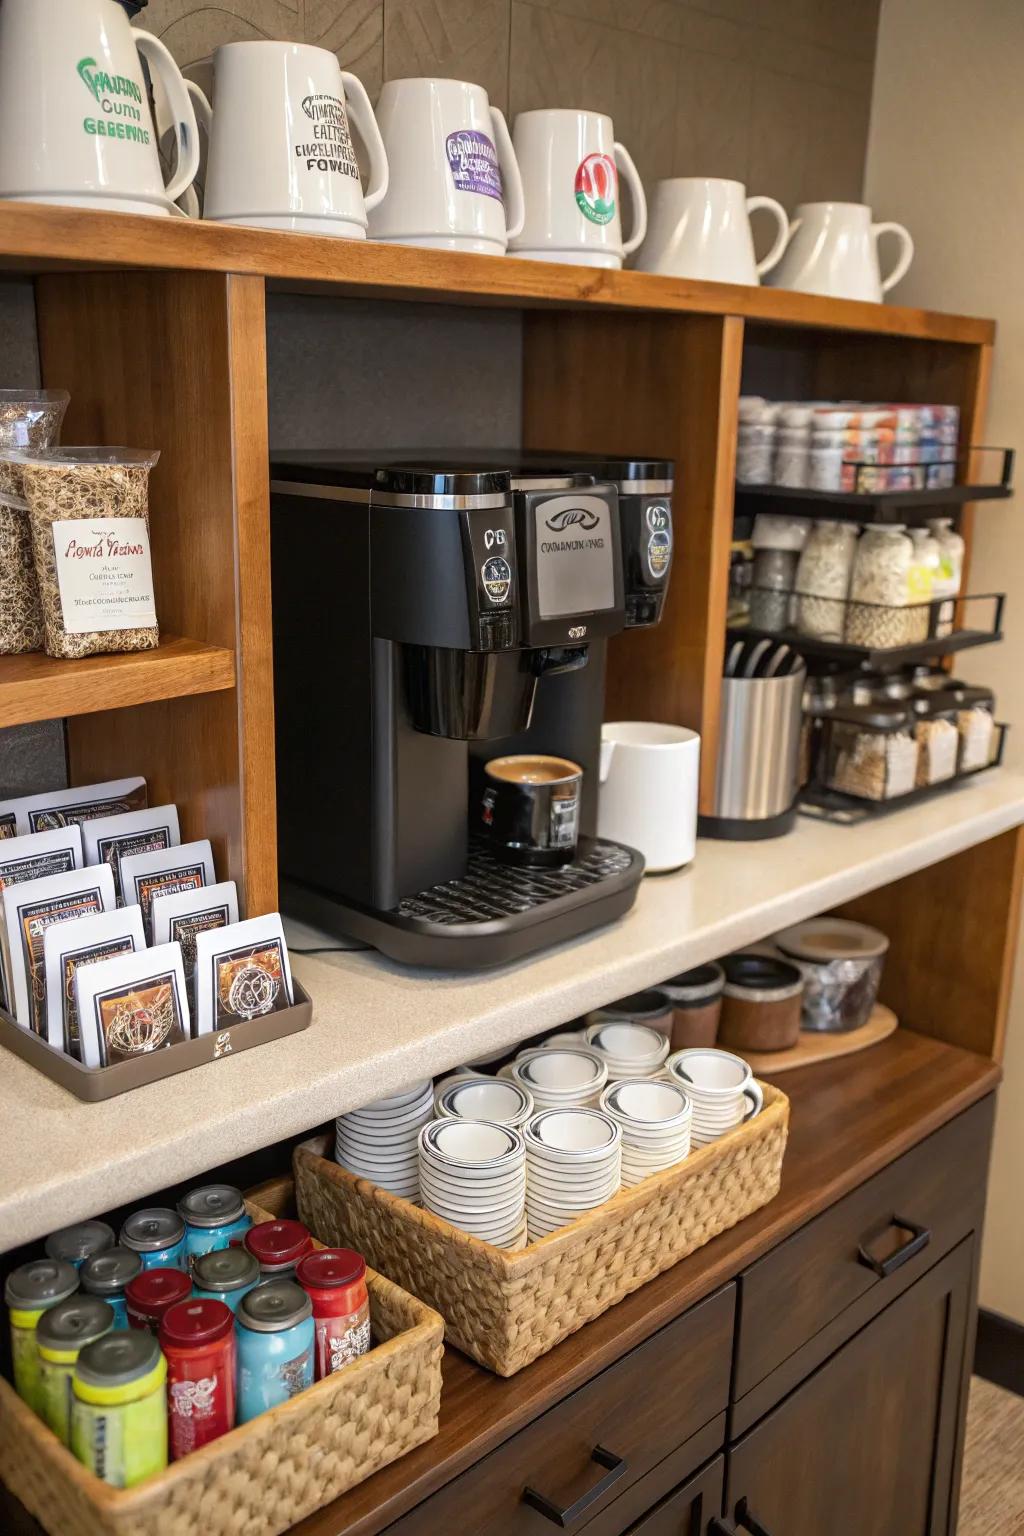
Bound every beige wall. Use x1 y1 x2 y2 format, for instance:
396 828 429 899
866 0 1024 1322
143 0 878 202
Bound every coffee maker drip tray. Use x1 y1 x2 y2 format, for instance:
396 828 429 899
282 837 644 969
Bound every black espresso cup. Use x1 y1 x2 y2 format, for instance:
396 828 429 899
481 755 583 868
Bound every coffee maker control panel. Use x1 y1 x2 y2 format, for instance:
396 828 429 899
518 485 625 647
462 505 520 650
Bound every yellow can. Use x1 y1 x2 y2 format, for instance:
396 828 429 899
4 1258 78 1415
71 1331 167 1487
37 1297 115 1446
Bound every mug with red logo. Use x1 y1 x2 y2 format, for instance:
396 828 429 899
508 108 647 269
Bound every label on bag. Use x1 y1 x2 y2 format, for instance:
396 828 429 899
446 130 503 199
52 518 157 634
575 153 617 224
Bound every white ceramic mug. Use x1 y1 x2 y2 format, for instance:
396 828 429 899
509 109 647 269
634 178 789 285
0 0 199 217
598 722 700 873
203 42 388 237
368 78 525 255
767 202 914 302
664 1047 763 1142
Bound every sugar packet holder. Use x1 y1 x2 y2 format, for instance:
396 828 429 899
74 940 194 1069
193 913 294 1035
43 905 146 1058
1 863 117 1031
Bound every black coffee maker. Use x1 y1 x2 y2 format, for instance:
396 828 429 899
269 453 671 967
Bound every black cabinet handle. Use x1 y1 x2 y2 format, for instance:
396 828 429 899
736 1501 775 1536
709 1522 740 1535
522 1446 627 1527
856 1215 931 1278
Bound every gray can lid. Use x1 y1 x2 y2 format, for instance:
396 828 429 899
76 1328 161 1388
662 962 725 1005
80 1245 143 1296
177 1184 245 1229
121 1208 185 1252
37 1296 114 1350
44 1220 115 1266
192 1246 260 1292
238 1279 312 1333
5 1258 78 1310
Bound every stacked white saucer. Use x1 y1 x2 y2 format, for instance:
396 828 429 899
418 1118 527 1250
523 1107 622 1241
584 1020 670 1082
599 1078 692 1188
334 1080 434 1201
435 1075 534 1129
506 1047 608 1111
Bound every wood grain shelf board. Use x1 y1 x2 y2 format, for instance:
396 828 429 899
0 202 995 343
0 635 235 727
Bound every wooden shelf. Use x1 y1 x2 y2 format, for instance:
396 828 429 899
0 635 235 727
0 201 994 343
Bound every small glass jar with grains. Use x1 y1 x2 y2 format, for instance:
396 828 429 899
795 520 858 641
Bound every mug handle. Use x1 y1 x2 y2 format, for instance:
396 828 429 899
133 30 201 206
340 71 390 212
742 1081 764 1122
613 142 648 255
599 740 615 783
489 107 525 240
872 220 915 294
747 195 790 276
179 82 212 219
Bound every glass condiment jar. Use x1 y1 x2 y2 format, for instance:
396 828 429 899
795 521 858 641
845 525 915 648
824 702 919 801
913 698 959 786
927 517 965 637
750 546 797 633
907 527 940 642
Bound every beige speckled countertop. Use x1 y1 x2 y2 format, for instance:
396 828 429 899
3 769 1024 1253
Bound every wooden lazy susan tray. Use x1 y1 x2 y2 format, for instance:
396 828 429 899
740 1004 899 1075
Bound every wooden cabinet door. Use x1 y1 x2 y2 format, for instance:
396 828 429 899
725 1241 974 1536
625 1456 725 1536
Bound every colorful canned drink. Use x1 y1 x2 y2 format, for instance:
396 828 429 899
192 1246 260 1314
120 1209 187 1271
236 1280 314 1423
4 1258 78 1414
80 1246 143 1330
243 1220 313 1280
178 1185 252 1263
125 1268 192 1334
161 1298 236 1459
296 1249 371 1380
45 1220 115 1272
71 1330 167 1488
37 1296 115 1446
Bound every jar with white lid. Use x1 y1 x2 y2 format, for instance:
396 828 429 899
845 525 914 648
907 527 940 641
795 521 857 640
927 517 964 636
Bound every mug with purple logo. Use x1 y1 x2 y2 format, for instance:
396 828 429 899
367 77 525 255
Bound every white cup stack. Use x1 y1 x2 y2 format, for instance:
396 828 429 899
523 1107 622 1242
599 1079 692 1187
418 1119 527 1250
506 1047 608 1111
334 1080 435 1201
435 1075 534 1129
584 1020 670 1082
663 1048 764 1148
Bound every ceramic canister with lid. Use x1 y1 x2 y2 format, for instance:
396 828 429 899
120 1209 187 1271
70 1329 167 1488
717 954 803 1053
192 1246 261 1314
297 1248 371 1379
236 1278 315 1422
80 1247 142 1330
774 917 889 1033
661 963 725 1050
160 1297 236 1458
44 1220 115 1272
37 1296 115 1446
178 1184 253 1262
4 1258 78 1413
125 1268 192 1334
244 1219 314 1279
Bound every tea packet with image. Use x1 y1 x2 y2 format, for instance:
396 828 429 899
82 804 180 905
2 864 116 1033
194 913 293 1036
74 941 192 1069
119 839 216 939
43 905 146 1059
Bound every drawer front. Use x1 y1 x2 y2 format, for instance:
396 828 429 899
625 1455 725 1536
734 1096 993 1406
385 1285 735 1536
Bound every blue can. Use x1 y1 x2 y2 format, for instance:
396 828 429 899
119 1210 187 1272
45 1221 115 1272
80 1247 142 1330
236 1280 314 1423
178 1185 252 1263
192 1247 260 1315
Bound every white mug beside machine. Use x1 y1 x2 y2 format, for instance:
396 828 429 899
597 722 700 873
634 178 789 285
509 108 647 269
0 0 200 217
766 201 914 302
367 77 524 255
202 41 388 237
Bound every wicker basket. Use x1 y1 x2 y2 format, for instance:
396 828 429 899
295 1082 789 1376
0 1194 444 1536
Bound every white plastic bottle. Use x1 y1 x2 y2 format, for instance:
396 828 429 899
908 527 940 642
927 517 965 637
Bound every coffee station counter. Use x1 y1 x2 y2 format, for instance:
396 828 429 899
1 768 1023 1255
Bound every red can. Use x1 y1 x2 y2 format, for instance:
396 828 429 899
160 1298 236 1459
244 1220 313 1279
125 1268 192 1334
296 1249 371 1380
